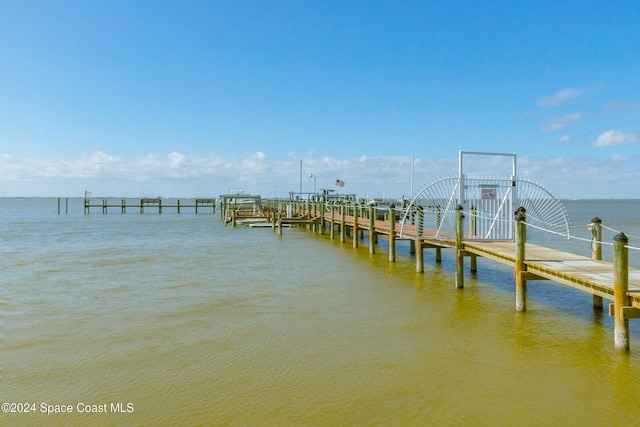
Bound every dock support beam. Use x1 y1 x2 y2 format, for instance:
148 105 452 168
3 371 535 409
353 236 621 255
369 203 376 254
416 206 424 273
435 205 442 263
340 203 346 243
591 217 604 309
330 202 335 239
455 205 464 288
353 204 359 248
388 204 396 262
515 207 527 312
613 232 630 351
470 205 477 273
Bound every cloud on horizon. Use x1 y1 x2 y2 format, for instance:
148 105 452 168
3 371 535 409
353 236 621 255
1 151 639 199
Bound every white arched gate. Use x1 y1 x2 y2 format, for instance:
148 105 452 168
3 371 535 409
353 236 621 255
399 151 569 241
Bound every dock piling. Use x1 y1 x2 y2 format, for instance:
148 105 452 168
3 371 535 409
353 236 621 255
388 204 396 262
515 207 527 312
613 232 630 351
368 202 376 254
591 217 604 309
455 205 464 288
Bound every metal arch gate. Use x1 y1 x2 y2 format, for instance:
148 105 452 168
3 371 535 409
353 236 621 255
399 151 570 241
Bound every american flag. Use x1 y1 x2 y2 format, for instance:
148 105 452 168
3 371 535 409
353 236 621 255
335 179 345 187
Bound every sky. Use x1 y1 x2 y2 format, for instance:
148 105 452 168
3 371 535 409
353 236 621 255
1 0 640 199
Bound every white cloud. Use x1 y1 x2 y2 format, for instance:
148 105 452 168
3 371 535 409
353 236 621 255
540 113 581 132
1 151 640 199
593 130 639 147
537 88 583 107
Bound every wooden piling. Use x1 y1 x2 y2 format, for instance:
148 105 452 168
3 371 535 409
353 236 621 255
340 203 346 243
330 202 335 239
591 217 604 309
389 204 396 262
353 204 359 248
416 206 424 273
613 232 630 351
369 203 376 254
515 207 527 312
470 205 477 273
435 205 442 263
455 204 464 288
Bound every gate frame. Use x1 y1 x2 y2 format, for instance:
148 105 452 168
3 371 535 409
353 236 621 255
458 150 516 206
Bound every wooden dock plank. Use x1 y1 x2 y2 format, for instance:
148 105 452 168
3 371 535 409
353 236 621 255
464 240 640 307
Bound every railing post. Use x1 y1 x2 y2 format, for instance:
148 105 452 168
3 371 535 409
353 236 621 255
515 207 527 312
455 204 464 288
613 232 630 351
388 203 396 262
369 202 376 254
591 217 603 309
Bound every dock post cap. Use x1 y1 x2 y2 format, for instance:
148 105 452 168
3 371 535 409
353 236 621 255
614 232 628 243
591 216 602 223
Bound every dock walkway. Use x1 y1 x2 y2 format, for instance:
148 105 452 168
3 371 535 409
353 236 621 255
261 200 640 351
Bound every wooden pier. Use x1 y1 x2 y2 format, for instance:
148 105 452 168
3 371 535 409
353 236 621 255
251 199 640 352
81 198 217 214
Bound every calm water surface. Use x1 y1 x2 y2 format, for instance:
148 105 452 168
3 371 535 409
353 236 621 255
2 198 640 426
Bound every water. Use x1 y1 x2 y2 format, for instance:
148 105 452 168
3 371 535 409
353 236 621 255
2 198 640 426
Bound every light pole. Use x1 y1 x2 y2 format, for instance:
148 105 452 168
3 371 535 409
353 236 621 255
309 173 316 195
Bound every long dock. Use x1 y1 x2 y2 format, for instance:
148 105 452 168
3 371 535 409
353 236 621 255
254 199 640 352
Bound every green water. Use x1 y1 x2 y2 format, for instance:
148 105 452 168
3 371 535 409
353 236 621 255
2 198 640 426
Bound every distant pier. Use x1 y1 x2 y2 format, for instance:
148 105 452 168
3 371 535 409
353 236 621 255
61 197 218 214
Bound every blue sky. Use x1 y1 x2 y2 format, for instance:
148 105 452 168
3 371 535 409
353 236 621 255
1 0 639 198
